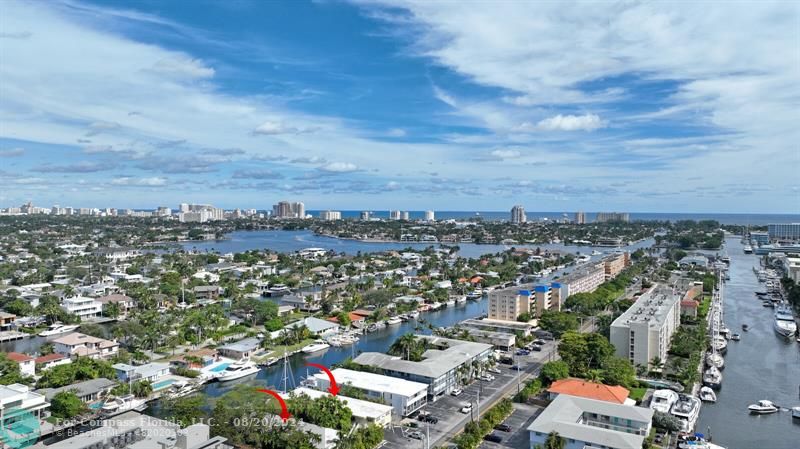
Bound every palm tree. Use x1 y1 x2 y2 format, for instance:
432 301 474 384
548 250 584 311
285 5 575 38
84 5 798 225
544 431 565 449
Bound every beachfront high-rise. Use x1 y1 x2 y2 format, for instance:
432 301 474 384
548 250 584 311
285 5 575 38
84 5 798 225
511 205 527 224
596 212 630 223
424 210 435 221
574 211 586 224
768 223 800 241
272 201 305 219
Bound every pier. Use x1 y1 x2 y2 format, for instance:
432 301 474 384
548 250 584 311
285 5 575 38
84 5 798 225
0 330 28 342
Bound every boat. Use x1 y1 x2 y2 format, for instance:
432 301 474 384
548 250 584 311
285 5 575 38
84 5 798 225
743 245 753 254
217 360 260 381
301 341 331 354
677 434 727 449
258 357 278 368
649 389 679 414
267 284 291 297
591 250 602 256
101 394 146 414
39 323 80 337
711 335 727 354
168 381 200 399
741 324 749 331
385 316 403 325
670 394 701 432
698 386 717 403
455 296 467 304
792 406 800 419
748 399 779 414
702 366 723 390
773 304 798 338
730 333 740 341
705 352 724 370
406 310 420 319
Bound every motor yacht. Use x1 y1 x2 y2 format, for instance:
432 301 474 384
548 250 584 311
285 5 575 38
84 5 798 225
730 333 740 341
455 296 467 304
168 381 200 399
670 394 701 433
698 386 717 403
101 394 145 414
649 389 679 414
301 341 331 354
702 366 723 390
385 316 403 325
774 304 797 338
39 323 80 337
705 352 724 370
711 335 727 354
748 400 779 414
406 310 420 319
216 360 260 381
719 324 730 337
677 435 727 449
792 406 800 419
258 357 278 367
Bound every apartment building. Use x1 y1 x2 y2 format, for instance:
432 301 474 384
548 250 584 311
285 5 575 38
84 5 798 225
610 284 681 368
556 262 606 298
603 252 630 280
319 210 342 220
310 368 428 417
488 289 531 321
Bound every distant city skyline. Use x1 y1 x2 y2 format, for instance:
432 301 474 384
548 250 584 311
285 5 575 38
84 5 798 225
1 1 798 213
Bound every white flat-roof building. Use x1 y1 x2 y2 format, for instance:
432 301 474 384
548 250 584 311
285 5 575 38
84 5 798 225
309 368 428 418
60 296 103 319
112 362 170 383
283 387 393 428
353 335 493 400
610 284 681 368
0 383 50 424
528 394 653 449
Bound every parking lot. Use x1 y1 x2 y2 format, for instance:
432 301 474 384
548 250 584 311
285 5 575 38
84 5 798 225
382 340 556 449
478 403 543 449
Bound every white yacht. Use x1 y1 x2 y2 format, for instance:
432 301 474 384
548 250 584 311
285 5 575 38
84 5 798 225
791 406 800 419
39 323 80 337
773 304 797 338
670 394 701 433
702 366 722 390
301 341 330 354
711 335 727 354
101 394 145 414
649 389 679 414
406 310 420 319
748 399 779 414
267 284 291 296
743 245 753 254
385 316 403 325
168 381 200 399
217 360 260 381
705 352 724 370
455 296 467 304
698 386 717 403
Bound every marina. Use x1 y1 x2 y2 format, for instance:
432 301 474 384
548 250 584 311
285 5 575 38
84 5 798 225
695 237 799 449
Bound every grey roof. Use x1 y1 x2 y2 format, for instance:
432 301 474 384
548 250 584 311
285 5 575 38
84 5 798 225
611 284 680 328
40 377 117 401
285 317 339 333
218 337 261 353
354 335 492 380
527 394 653 449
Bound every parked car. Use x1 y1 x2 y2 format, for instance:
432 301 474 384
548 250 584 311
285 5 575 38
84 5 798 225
408 431 423 440
533 339 546 345
478 374 493 381
494 423 512 432
487 367 501 374
460 403 473 414
483 433 503 443
499 358 513 365
531 344 542 352
515 349 529 356
417 411 438 424
450 388 463 396
510 364 522 371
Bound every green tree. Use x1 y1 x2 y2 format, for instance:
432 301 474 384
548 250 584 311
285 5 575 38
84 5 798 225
544 431 565 449
0 353 26 385
163 395 205 427
103 301 122 319
131 380 153 398
50 391 87 419
539 361 569 386
538 311 579 338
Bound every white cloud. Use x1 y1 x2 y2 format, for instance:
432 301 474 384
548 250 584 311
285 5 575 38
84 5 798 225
0 147 25 157
111 176 167 186
529 114 606 132
490 149 521 159
387 128 407 137
320 162 359 173
150 56 215 79
253 120 318 135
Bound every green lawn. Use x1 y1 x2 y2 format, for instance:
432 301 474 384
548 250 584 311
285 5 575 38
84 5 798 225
629 387 647 403
262 338 317 359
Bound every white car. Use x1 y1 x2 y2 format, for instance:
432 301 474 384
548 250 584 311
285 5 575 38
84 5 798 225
488 367 501 374
450 388 463 396
460 403 473 414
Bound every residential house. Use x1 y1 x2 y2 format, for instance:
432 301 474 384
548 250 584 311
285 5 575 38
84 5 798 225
34 353 71 372
5 353 35 377
546 378 634 405
217 338 261 360
40 378 116 404
52 332 119 359
0 383 50 424
112 362 170 384
60 296 103 320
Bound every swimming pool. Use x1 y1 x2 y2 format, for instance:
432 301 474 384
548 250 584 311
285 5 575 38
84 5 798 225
209 362 231 373
152 378 177 390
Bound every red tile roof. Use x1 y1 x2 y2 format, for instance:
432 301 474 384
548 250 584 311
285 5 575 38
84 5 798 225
35 353 67 364
6 352 34 363
547 378 630 404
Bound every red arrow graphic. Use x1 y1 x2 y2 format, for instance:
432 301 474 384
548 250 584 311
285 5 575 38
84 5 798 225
306 362 339 396
256 388 291 422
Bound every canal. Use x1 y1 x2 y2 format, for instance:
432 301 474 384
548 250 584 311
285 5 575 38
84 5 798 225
695 237 799 448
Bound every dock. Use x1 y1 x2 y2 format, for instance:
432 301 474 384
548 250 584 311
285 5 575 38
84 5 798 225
0 330 29 342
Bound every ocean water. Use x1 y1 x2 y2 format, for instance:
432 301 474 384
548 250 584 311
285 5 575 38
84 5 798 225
307 211 800 225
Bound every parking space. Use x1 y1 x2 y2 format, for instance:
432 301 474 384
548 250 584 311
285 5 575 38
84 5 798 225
479 403 543 449
382 341 557 449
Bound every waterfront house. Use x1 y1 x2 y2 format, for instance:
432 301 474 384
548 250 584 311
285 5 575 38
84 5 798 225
283 387 393 428
217 337 261 360
112 362 170 384
96 294 135 315
6 352 35 377
53 332 119 359
40 378 116 404
0 311 16 330
547 378 633 405
193 285 221 300
60 296 103 320
281 292 322 312
528 394 653 449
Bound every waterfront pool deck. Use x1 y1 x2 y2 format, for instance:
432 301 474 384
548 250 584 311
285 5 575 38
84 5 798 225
197 357 238 380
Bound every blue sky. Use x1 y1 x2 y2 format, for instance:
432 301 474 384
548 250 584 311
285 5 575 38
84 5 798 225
1 0 798 213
